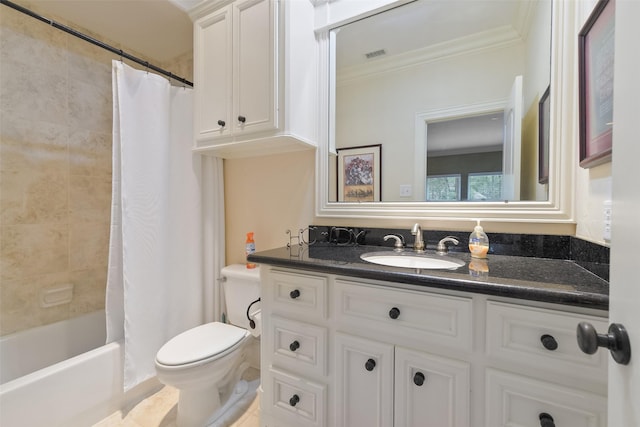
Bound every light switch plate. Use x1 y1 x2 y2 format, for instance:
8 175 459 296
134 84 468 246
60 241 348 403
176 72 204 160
603 200 612 241
399 184 412 197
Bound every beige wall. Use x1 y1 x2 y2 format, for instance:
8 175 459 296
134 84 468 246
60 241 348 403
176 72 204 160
0 6 192 335
224 150 316 264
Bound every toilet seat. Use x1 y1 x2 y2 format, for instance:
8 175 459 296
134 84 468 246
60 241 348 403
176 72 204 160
156 322 249 366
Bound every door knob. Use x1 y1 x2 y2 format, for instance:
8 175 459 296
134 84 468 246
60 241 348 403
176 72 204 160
238 115 246 123
217 119 225 127
413 371 426 386
365 358 376 371
540 334 558 351
577 322 631 365
289 394 299 407
539 413 555 427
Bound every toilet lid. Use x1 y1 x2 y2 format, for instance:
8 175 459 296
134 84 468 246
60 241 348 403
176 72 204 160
156 322 248 366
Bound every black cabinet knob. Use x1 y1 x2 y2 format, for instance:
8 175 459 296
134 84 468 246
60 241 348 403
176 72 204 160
217 119 225 127
289 340 300 352
289 394 300 407
577 322 631 365
238 115 246 123
389 307 401 319
290 289 300 299
413 371 425 386
365 358 376 371
539 413 555 427
540 334 558 351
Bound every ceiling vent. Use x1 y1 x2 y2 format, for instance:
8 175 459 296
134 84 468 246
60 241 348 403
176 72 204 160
364 49 386 59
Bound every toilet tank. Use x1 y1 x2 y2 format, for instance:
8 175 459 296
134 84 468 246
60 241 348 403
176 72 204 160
221 264 261 329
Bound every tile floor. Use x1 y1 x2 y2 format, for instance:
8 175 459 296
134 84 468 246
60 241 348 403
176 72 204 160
93 369 260 427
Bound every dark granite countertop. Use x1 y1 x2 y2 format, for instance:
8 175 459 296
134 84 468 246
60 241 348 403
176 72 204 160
248 244 609 310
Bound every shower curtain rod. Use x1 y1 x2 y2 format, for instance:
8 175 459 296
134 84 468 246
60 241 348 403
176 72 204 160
1 0 193 87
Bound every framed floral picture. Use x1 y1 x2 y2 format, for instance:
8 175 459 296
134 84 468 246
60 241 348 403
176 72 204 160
337 144 381 202
578 0 615 168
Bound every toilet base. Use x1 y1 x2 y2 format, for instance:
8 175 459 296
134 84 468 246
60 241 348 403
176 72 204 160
205 379 259 427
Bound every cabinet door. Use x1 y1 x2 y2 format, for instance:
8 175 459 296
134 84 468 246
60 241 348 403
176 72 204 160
395 346 470 427
335 333 394 427
233 0 277 134
194 6 232 141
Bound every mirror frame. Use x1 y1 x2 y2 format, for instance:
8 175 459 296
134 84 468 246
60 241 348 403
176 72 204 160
315 0 577 223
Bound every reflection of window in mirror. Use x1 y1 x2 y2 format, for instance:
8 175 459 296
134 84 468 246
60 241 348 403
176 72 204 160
426 175 461 201
426 112 504 201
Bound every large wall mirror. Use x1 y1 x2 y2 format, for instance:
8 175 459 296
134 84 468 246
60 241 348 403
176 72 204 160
317 0 576 222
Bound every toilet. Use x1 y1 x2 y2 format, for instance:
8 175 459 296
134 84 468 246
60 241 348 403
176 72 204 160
155 264 261 427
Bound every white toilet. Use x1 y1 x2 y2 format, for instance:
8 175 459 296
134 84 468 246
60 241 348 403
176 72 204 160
155 264 261 427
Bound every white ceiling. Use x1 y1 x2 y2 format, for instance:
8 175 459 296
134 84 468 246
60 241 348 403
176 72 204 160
336 0 525 70
23 0 195 63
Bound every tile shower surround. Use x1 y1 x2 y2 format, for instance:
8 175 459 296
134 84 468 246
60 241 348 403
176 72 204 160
0 5 192 336
310 225 610 281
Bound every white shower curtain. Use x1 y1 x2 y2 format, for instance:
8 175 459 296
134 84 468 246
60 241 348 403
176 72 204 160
106 61 203 391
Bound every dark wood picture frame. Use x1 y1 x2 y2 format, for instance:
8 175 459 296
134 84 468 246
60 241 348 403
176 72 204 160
538 85 551 184
578 0 615 168
336 144 381 202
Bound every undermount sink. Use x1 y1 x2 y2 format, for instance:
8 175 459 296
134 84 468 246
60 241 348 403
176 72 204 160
360 251 466 270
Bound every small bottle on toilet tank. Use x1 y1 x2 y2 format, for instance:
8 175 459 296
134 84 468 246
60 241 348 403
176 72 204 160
245 232 256 269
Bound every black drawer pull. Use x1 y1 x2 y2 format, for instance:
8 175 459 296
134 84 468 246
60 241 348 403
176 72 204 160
413 371 426 386
389 307 400 319
289 394 300 407
540 334 558 351
539 413 555 427
289 289 301 299
289 340 300 352
365 358 376 371
238 115 246 123
217 119 225 127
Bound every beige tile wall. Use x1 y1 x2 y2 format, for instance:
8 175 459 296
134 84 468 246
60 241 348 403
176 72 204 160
0 5 192 335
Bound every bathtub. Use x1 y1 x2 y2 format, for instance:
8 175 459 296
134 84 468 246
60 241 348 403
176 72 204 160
0 310 160 427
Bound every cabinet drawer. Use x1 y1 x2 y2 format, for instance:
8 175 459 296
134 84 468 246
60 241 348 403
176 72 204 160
486 301 608 382
486 369 607 427
270 270 328 320
335 280 472 352
269 316 327 377
265 368 326 427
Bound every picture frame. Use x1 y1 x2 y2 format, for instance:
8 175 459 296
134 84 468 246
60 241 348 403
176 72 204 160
336 144 381 202
538 85 551 184
578 0 615 169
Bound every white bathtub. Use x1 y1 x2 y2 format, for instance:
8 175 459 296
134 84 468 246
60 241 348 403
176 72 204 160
0 310 160 427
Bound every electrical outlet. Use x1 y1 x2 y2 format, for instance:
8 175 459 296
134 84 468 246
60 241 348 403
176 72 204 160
399 184 412 197
603 200 612 241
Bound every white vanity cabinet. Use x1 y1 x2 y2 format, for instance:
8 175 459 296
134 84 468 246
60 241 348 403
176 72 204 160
333 279 471 427
259 267 608 427
191 0 317 158
484 301 609 426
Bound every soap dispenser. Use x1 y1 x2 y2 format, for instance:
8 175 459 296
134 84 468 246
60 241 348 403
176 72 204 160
469 220 489 258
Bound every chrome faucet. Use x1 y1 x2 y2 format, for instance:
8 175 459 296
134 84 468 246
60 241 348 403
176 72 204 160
436 236 459 255
384 234 405 251
411 223 425 252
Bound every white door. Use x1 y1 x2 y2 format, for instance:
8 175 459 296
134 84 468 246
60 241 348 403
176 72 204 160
394 346 470 427
233 0 276 134
334 333 394 427
607 1 640 424
502 75 523 200
193 6 232 139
